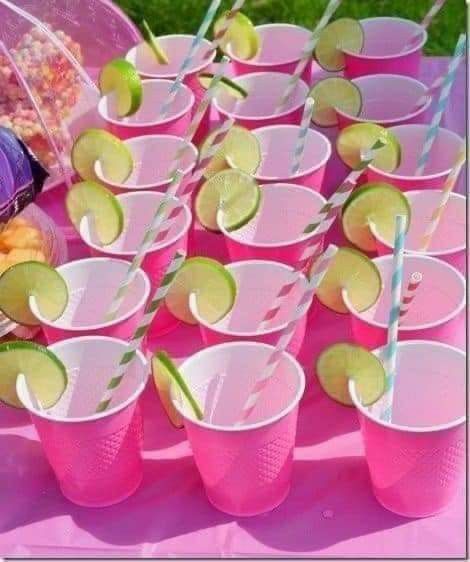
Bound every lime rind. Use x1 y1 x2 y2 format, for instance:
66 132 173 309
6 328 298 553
141 19 169 64
308 77 363 127
198 73 248 99
152 353 184 427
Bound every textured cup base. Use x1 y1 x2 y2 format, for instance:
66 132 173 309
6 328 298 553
205 484 291 517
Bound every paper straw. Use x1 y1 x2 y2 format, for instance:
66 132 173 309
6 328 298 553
104 171 184 322
203 0 246 59
419 144 466 251
275 0 342 112
158 0 222 117
401 0 447 52
290 98 315 175
96 250 186 413
415 33 466 175
398 272 423 322
380 215 407 423
237 245 338 425
166 56 230 179
258 138 386 330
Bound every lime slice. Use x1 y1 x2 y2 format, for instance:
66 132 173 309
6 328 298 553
153 351 203 422
195 169 261 232
165 257 236 325
315 18 364 72
342 182 411 252
336 123 401 172
308 77 362 127
0 262 68 326
315 247 382 313
213 11 260 60
198 73 248 100
71 128 133 183
200 125 261 179
141 19 169 64
99 58 143 117
316 342 386 406
66 181 124 245
0 341 67 409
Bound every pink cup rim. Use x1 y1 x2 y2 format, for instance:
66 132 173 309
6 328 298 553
349 340 466 433
32 258 151 331
97 79 195 128
252 125 332 181
228 23 311 67
19 336 148 424
219 183 327 248
371 190 466 257
369 125 464 182
126 35 216 78
213 72 309 122
343 17 428 60
172 341 305 432
344 254 466 331
189 259 309 337
95 134 198 191
80 190 192 256
334 74 432 125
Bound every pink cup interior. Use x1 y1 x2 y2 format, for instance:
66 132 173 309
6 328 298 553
337 74 430 123
98 79 194 127
253 125 331 181
192 261 309 336
222 183 326 246
214 72 308 120
371 125 463 179
126 36 215 78
351 341 465 429
175 342 304 427
35 259 150 330
96 135 198 190
350 255 465 330
81 191 191 255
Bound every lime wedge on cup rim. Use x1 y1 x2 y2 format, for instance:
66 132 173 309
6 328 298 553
165 257 236 325
66 180 124 246
200 125 261 179
0 340 67 409
99 58 143 117
342 182 411 252
308 77 362 127
141 19 169 64
315 18 364 72
213 11 260 60
316 342 386 406
198 73 248 99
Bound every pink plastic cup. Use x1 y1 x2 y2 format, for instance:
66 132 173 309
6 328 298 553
213 72 309 130
172 341 305 516
94 134 198 194
336 74 432 129
374 190 466 275
220 183 327 268
32 258 150 345
16 336 148 507
343 17 427 79
80 191 191 336
366 125 464 191
346 254 466 350
189 260 309 357
350 340 465 517
230 24 312 84
252 125 331 191
98 79 194 140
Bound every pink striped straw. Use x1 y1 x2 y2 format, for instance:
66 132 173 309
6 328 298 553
237 245 338 425
401 0 447 52
398 272 423 322
203 0 246 59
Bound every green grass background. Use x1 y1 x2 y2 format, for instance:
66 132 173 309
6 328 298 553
115 0 466 55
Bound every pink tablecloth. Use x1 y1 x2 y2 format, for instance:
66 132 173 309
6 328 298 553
0 58 466 558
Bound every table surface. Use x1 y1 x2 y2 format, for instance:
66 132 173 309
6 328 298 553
0 58 466 558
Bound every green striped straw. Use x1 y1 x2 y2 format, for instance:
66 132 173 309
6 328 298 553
380 215 407 423
415 33 466 175
96 250 187 413
290 97 315 175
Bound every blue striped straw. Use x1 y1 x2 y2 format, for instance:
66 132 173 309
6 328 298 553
415 33 466 175
158 0 222 118
380 215 407 423
290 97 315 175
